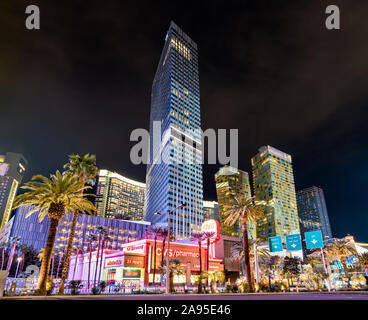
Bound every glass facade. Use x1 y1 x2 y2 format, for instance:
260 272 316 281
145 21 203 239
0 152 27 229
203 201 220 221
214 166 254 238
95 169 145 221
11 206 150 253
296 186 332 239
251 146 300 239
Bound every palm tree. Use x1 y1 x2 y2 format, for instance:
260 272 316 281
202 232 215 272
93 226 107 288
159 259 184 293
0 241 9 270
222 194 265 292
12 171 96 295
18 244 29 275
86 233 97 289
72 247 83 281
55 249 64 279
263 255 280 291
6 236 21 271
358 253 368 273
190 232 206 293
58 154 98 295
325 239 357 278
97 233 110 285
147 226 163 285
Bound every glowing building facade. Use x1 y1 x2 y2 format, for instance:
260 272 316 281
251 146 300 239
145 21 203 239
95 170 145 221
0 152 27 230
215 166 254 238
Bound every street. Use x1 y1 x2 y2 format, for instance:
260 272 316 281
1 292 368 300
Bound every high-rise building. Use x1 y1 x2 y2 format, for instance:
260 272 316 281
95 169 145 221
145 21 203 239
251 146 300 239
296 186 332 239
0 152 27 229
215 166 254 238
203 201 220 221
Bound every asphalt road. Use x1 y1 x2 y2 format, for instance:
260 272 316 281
1 292 368 300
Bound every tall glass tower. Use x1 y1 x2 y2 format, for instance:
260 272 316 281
296 186 332 239
145 22 203 239
251 146 300 239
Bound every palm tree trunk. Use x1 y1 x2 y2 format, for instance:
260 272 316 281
73 249 79 280
56 255 62 278
19 252 25 274
94 235 101 288
50 253 55 277
207 239 210 272
98 240 105 285
6 242 17 271
35 218 59 296
198 241 202 294
241 220 253 292
153 237 157 284
88 242 92 289
58 211 79 295
1 248 4 270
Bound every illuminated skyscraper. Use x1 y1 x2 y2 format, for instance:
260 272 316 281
0 152 27 229
215 166 254 238
145 21 203 239
95 169 145 221
296 186 332 239
251 146 300 239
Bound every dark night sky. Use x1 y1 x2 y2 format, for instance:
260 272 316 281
1 1 368 241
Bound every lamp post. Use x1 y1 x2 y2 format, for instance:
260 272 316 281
15 257 22 278
154 203 186 295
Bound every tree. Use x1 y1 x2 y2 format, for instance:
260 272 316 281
325 239 357 278
281 256 301 291
222 194 265 292
262 256 280 292
93 226 107 289
159 259 184 293
6 236 21 271
97 234 109 285
202 232 216 272
190 232 206 293
86 233 97 289
0 241 10 270
12 171 96 295
17 244 30 275
358 253 368 274
147 226 163 285
58 153 98 295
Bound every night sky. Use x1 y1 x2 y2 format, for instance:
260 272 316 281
1 1 367 241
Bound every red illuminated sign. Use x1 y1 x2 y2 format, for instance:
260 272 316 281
201 219 220 241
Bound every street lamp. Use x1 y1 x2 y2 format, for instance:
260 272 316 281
154 203 186 295
15 257 22 278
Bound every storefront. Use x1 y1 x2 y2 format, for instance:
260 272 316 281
68 237 224 287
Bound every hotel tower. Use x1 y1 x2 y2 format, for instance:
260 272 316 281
251 146 300 239
145 22 203 239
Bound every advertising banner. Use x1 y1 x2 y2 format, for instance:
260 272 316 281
305 230 324 249
269 236 283 252
286 234 302 251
